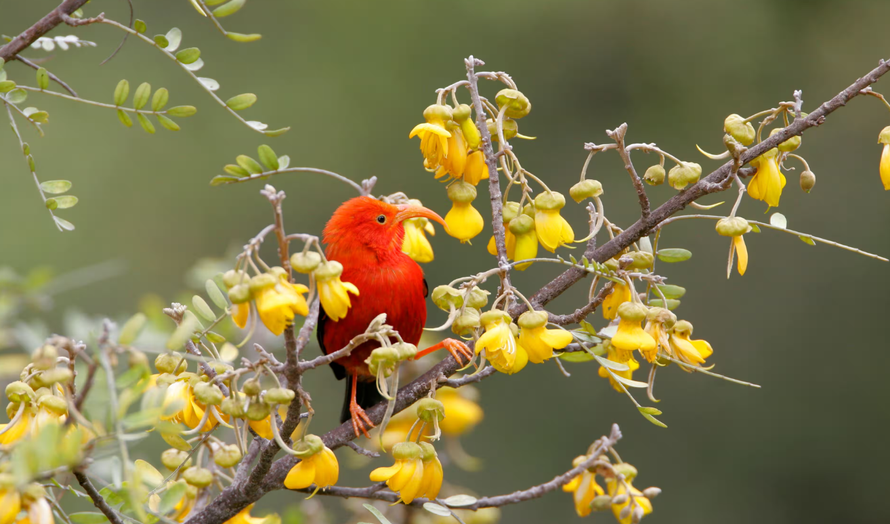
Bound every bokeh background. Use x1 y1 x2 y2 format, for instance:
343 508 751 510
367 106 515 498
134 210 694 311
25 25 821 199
2 1 890 523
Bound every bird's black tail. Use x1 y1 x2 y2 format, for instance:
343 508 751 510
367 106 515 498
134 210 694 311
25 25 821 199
340 376 385 423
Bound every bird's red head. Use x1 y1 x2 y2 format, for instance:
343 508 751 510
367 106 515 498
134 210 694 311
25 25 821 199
323 196 446 259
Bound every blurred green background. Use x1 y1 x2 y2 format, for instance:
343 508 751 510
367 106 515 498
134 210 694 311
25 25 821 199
2 0 890 523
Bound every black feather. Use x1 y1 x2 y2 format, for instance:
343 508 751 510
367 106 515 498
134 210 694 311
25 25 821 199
340 377 384 423
317 303 346 381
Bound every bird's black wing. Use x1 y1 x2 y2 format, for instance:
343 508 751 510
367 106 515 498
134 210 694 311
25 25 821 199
423 278 429 298
316 305 346 381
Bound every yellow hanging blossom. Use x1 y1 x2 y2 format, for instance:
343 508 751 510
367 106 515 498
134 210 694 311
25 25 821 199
159 376 224 432
668 320 714 370
610 302 656 363
0 485 21 524
417 442 444 501
517 310 573 363
464 150 490 185
445 181 484 243
149 480 196 522
509 215 538 271
716 216 750 277
283 434 340 492
1 382 81 446
748 148 786 209
251 271 310 336
562 455 606 517
369 441 426 504
598 344 640 393
642 307 675 363
534 192 574 252
440 125 468 178
222 270 251 329
231 302 250 329
314 261 359 322
21 496 54 524
487 202 520 260
602 282 633 320
879 126 890 190
402 200 436 263
409 104 453 168
606 465 654 524
476 310 528 375
224 505 272 524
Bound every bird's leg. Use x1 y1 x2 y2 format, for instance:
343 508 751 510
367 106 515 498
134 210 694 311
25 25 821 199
349 374 374 439
415 338 474 366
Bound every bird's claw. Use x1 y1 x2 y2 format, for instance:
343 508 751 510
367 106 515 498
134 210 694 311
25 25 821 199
442 338 474 366
349 401 374 439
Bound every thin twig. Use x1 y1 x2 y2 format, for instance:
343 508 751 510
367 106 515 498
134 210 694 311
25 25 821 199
607 123 650 219
15 56 78 96
73 471 125 524
0 0 91 63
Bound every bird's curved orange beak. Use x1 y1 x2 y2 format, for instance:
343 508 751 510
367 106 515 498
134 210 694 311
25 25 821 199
394 204 448 230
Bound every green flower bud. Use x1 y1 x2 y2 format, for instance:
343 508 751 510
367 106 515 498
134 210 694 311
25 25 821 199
495 89 531 119
642 487 662 499
193 382 223 406
129 350 149 369
451 308 481 336
667 162 702 190
616 302 648 323
770 128 801 152
646 307 676 328
219 397 246 418
366 346 400 377
418 441 437 461
161 449 192 471
521 203 535 217
643 165 665 186
155 373 177 388
486 118 518 142
32 344 58 370
626 251 654 270
591 495 614 511
715 216 749 237
249 273 277 293
268 266 288 279
182 467 214 488
613 462 638 482
393 342 418 360
480 309 511 326
431 285 464 311
800 170 816 193
242 378 261 396
878 126 890 145
38 395 68 416
534 191 566 211
293 434 324 458
227 283 251 304
213 444 243 468
508 214 535 235
155 353 187 374
569 179 604 202
222 269 248 289
452 104 471 122
604 258 620 272
246 400 271 421
392 441 422 461
723 114 756 145
6 381 34 403
313 261 343 282
210 362 233 375
672 320 693 336
416 397 445 422
502 201 521 223
517 310 548 330
447 180 477 204
264 387 295 405
35 368 73 387
423 104 453 122
290 252 322 274
466 288 490 309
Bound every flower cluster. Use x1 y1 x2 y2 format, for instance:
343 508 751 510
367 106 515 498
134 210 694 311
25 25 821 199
0 482 55 524
562 454 658 523
370 441 443 504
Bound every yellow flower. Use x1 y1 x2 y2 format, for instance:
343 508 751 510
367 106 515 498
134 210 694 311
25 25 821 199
416 442 444 501
0 409 32 446
517 311 573 364
231 302 250 329
160 379 221 432
150 480 195 522
437 387 483 436
667 320 713 370
476 311 528 375
22 497 54 524
747 149 786 209
247 407 289 440
607 476 653 524
284 435 339 491
508 214 538 271
602 283 633 320
716 216 750 277
369 441 426 504
486 230 516 259
464 150 490 186
562 455 605 517
314 261 360 322
445 201 484 243
255 279 310 336
534 192 574 252
224 505 270 524
881 143 890 190
402 217 435 263
610 302 656 363
441 126 468 178
598 346 640 392
0 487 21 524
731 235 748 276
409 105 453 168
642 308 675 363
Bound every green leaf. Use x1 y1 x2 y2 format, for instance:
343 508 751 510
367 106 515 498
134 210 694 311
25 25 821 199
236 155 264 174
153 35 169 48
656 248 692 263
135 459 165 488
204 0 228 4
167 105 197 117
206 279 229 309
22 143 29 155
441 494 478 507
648 298 680 310
47 198 60 210
192 295 216 322
36 67 49 89
640 410 668 428
277 155 290 170
609 370 649 388
211 175 240 185
226 32 262 43
557 350 595 363
29 111 49 123
198 77 220 91
166 313 199 350
769 212 787 229
593 354 630 372
159 481 188 514
362 504 393 524
0 80 16 92
175 47 201 64
750 223 761 233
638 406 662 416
206 331 226 344
223 164 250 177
69 512 110 524
117 109 133 127
40 180 71 194
799 235 816 246
226 93 257 111
151 88 169 111
213 0 247 18
46 195 78 209
164 28 183 52
134 19 147 34
654 284 685 299
133 82 151 109
53 216 75 231
6 88 27 104
157 114 180 131
115 364 148 389
257 145 279 170
422 503 452 517
119 313 147 345
263 127 290 137
137 113 156 134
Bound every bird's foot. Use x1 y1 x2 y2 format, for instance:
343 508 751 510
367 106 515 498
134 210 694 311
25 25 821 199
440 338 474 366
349 401 374 439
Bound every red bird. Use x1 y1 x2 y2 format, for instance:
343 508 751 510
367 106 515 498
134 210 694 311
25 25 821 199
319 196 473 438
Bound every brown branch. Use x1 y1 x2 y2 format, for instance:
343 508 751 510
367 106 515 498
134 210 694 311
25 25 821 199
73 360 97 411
60 12 105 27
607 123 650 220
0 0 91 63
15 56 78 96
438 365 496 388
547 282 612 326
73 471 125 524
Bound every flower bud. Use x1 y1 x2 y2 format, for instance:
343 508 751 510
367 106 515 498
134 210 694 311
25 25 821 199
480 309 511 327
290 252 321 274
508 214 535 235
447 180 477 204
619 505 632 520
219 397 246 418
517 310 548 330
495 89 531 119
193 382 223 406
770 128 801 152
466 288 490 309
800 170 816 193
723 114 756 145
313 260 343 282
521 203 535 217
392 441 423 461
249 273 277 293
393 342 418 360
452 104 471 122
423 104 453 122
723 133 747 157
534 191 566 211
647 307 676 328
222 269 247 289
155 353 187 374
672 320 693 336
878 126 890 145
486 118 518 142
614 463 638 481
626 251 654 270
642 487 661 499
161 449 192 471
182 467 213 488
32 345 58 370
35 368 73 387
213 444 243 468
23 483 46 502
643 165 665 186
617 302 648 323
264 387 295 405
668 162 702 190
591 495 614 511
569 179 604 202
604 258 620 272
242 378 261 396
155 373 177 388
366 346 400 376
431 285 463 310
246 400 271 421
6 381 34 403
502 201 521 222
715 216 749 237
611 494 629 505
293 434 325 458
129 350 149 368
452 308 481 336
38 395 68 416
632 505 645 524
416 397 445 422
227 283 251 304
419 441 437 461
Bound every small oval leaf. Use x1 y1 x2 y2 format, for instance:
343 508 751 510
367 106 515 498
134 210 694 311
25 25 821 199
213 0 246 18
224 164 250 177
53 216 75 231
441 495 478 507
151 88 169 111
47 195 78 209
198 77 219 91
278 155 290 170
40 180 72 194
175 47 201 64
210 175 239 186
36 67 49 89
167 105 197 117
769 212 787 229
157 114 180 131
192 295 216 322
226 93 257 111
119 313 147 345
422 503 452 517
7 88 27 104
134 19 147 34
206 279 228 309
137 113 156 134
117 109 133 127
236 155 264 174
654 284 686 299
133 82 151 110
153 35 169 48
648 298 680 310
799 235 816 246
257 145 279 170
656 248 692 263
113 79 129 106
164 28 182 52
226 32 262 43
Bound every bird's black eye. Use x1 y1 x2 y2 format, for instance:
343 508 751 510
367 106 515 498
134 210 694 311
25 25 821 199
376 214 387 224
